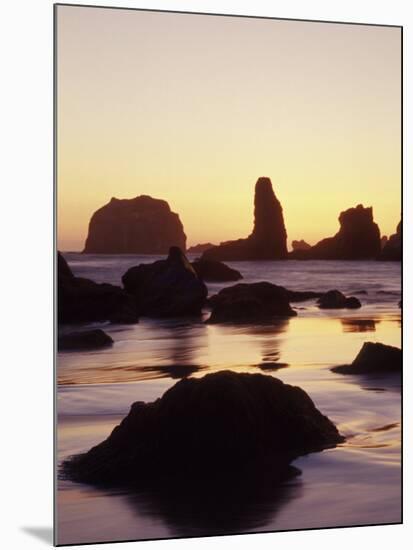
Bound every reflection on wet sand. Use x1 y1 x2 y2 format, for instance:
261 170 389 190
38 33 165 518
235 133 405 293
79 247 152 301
127 465 302 537
334 372 401 394
341 319 379 333
242 319 290 372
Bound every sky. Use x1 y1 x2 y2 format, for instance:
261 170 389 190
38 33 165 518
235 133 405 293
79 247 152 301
56 5 401 251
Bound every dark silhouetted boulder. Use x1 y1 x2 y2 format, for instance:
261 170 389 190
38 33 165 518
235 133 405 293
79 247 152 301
207 282 296 324
58 252 138 324
187 243 216 254
379 221 401 261
63 370 344 487
58 329 113 351
83 195 186 254
122 247 207 317
290 205 381 260
332 342 401 374
202 177 288 261
292 239 311 251
318 290 361 309
192 260 242 282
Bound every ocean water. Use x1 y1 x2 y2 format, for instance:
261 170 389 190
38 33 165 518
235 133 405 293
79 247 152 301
57 254 401 545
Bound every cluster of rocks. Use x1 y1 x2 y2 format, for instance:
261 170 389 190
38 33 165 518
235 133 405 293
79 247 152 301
205 283 362 324
63 370 344 487
80 181 400 262
59 248 366 329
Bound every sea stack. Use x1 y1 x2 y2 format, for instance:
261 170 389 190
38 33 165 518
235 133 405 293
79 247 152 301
379 221 401 261
290 204 381 260
83 195 186 254
202 177 288 261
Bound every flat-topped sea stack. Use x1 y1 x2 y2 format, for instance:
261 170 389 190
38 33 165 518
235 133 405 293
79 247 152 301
379 221 401 261
202 177 288 261
290 204 381 260
83 195 186 254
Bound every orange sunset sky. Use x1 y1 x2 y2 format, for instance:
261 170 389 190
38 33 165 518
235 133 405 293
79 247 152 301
56 5 401 251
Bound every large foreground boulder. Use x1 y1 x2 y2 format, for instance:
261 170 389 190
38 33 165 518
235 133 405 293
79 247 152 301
202 177 288 261
58 329 113 351
207 282 296 324
122 247 207 317
83 195 186 254
58 252 138 324
63 370 344 487
318 290 361 309
379 221 401 261
290 204 381 260
192 259 242 282
332 342 402 374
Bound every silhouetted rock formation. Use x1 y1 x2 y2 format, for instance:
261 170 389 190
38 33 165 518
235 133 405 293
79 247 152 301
122 247 207 317
187 243 215 254
83 195 186 254
64 370 344 487
379 221 401 261
317 290 361 309
202 177 288 261
332 342 401 374
292 239 311 251
289 205 381 260
207 282 296 324
192 260 242 282
58 329 113 351
58 252 138 324
381 236 388 249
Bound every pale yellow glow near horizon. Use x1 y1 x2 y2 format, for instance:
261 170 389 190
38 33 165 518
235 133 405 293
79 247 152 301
57 6 401 251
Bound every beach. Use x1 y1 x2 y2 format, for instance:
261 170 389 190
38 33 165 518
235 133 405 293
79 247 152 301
56 254 401 545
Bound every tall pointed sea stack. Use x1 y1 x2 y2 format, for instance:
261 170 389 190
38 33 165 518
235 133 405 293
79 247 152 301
202 177 288 261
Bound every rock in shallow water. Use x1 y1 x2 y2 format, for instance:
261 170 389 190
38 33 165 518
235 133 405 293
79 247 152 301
58 252 139 324
192 259 242 282
58 329 113 351
207 282 297 324
317 290 361 309
332 342 402 374
122 247 207 317
63 370 344 487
